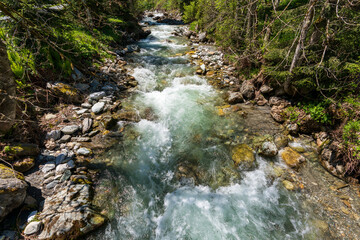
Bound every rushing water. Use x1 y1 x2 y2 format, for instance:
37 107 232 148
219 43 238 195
91 15 321 240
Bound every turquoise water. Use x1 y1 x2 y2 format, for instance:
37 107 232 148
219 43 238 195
92 16 318 240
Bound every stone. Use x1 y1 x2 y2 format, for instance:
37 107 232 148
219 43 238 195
13 157 35 172
270 105 286 123
41 162 56 173
44 113 57 120
58 135 72 143
89 91 106 101
231 144 256 170
76 109 88 115
0 164 27 222
60 170 72 182
55 153 67 165
27 210 38 222
4 143 40 157
259 142 278 157
82 118 93 134
45 180 59 189
61 125 79 135
46 130 62 141
198 32 207 42
88 130 100 137
37 184 105 239
71 137 91 142
280 147 305 169
200 64 206 72
260 84 273 94
227 92 244 104
92 102 105 114
282 180 295 190
274 135 288 149
24 221 42 235
81 102 92 109
287 123 299 135
240 80 255 100
47 82 82 103
77 148 91 156
75 83 90 92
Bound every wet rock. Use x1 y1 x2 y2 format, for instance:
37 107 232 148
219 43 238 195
61 125 79 135
259 142 278 157
4 143 40 157
274 135 288 149
240 80 255 100
227 92 244 104
282 180 295 190
231 144 256 170
280 147 305 169
0 164 27 222
24 221 42 236
37 184 105 239
92 102 105 114
77 148 91 156
287 123 299 135
46 130 62 141
13 157 35 172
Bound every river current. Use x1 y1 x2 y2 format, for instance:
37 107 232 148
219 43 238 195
91 15 321 240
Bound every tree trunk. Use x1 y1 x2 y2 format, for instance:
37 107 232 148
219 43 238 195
0 40 16 134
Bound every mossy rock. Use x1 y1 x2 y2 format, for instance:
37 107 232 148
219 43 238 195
4 143 39 157
13 157 35 173
280 147 305 169
0 164 25 180
231 144 256 170
49 83 83 103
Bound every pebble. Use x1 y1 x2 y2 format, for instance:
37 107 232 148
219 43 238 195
81 102 92 109
82 118 93 134
89 91 106 101
61 125 80 135
46 180 59 189
92 102 105 114
88 130 100 137
46 130 62 140
71 137 91 142
55 153 67 165
44 113 57 120
76 109 88 115
24 221 42 235
42 162 56 173
77 148 91 156
58 135 72 143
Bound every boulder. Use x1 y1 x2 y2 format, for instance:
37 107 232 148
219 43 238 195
89 91 106 101
227 92 244 104
0 164 27 222
77 148 91 156
280 147 305 169
13 157 35 172
240 80 255 100
231 144 256 170
4 143 40 157
37 184 105 240
47 82 82 103
46 130 62 141
270 105 286 123
260 84 273 94
259 142 278 157
198 32 207 42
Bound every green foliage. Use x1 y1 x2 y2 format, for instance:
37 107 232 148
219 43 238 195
183 1 198 23
300 103 332 124
284 106 301 123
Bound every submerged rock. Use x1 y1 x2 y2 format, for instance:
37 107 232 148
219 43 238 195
231 144 256 170
0 164 27 222
259 141 278 157
282 180 295 191
280 147 305 169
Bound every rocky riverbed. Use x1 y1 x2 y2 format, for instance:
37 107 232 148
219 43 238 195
1 11 360 240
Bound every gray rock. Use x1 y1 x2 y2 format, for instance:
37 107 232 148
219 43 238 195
240 80 255 100
27 210 38 222
24 221 42 236
259 142 278 157
76 109 88 115
61 125 79 135
45 180 59 189
41 162 56 173
37 184 105 240
56 160 75 175
75 83 90 92
260 84 273 94
88 130 100 137
76 148 91 156
81 103 92 109
287 123 299 135
71 137 91 142
55 153 67 165
227 92 244 104
82 118 93 134
44 171 55 179
58 135 72 143
60 170 72 182
92 102 105 114
200 64 206 72
46 130 62 140
89 91 106 101
198 32 207 42
0 165 27 222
